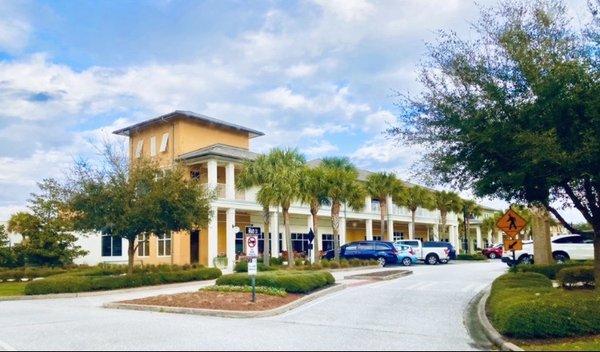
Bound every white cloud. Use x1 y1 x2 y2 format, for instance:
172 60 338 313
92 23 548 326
363 110 397 132
258 87 312 110
304 140 339 157
285 63 318 78
313 0 375 22
0 2 31 53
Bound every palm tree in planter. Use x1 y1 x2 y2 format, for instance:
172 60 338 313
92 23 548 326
433 190 463 241
236 154 278 266
365 172 404 240
462 199 482 253
395 185 435 240
320 157 366 261
298 166 330 263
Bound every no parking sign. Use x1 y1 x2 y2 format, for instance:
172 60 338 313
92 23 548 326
245 226 260 258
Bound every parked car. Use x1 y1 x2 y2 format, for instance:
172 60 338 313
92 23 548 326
394 244 419 266
501 234 593 266
423 241 456 262
322 240 399 266
394 239 450 265
482 243 503 259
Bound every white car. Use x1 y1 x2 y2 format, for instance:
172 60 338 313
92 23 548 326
394 239 450 265
501 234 593 266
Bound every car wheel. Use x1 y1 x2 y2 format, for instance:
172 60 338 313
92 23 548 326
488 252 497 259
425 254 439 265
553 253 569 264
377 257 386 267
401 257 412 266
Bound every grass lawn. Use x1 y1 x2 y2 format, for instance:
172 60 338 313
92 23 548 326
521 335 600 351
0 282 27 296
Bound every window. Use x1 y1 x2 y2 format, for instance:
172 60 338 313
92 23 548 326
344 244 358 251
190 170 201 180
157 233 172 256
291 233 309 253
235 232 244 254
135 140 143 158
160 133 169 152
553 235 583 244
373 236 382 241
357 243 373 251
393 232 403 241
137 234 149 257
374 243 391 251
150 136 157 157
101 235 122 257
322 234 334 251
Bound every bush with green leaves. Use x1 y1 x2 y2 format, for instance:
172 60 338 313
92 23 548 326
24 267 222 295
512 261 594 279
556 266 594 288
202 285 287 297
216 270 335 294
234 260 276 273
455 253 487 261
488 272 600 338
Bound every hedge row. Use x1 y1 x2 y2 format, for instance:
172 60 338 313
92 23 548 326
0 267 68 281
556 266 595 288
511 261 594 279
456 253 487 261
216 270 335 294
202 285 287 297
233 261 277 273
24 267 222 295
488 272 600 338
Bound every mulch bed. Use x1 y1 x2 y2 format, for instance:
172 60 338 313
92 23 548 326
120 291 302 311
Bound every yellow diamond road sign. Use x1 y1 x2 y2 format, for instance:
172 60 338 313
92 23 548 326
497 209 527 238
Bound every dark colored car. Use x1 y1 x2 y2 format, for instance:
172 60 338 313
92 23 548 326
482 244 503 259
322 241 399 266
423 241 456 261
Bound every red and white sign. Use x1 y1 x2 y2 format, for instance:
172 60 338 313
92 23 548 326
246 234 259 258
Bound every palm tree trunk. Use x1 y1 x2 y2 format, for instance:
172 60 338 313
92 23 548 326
283 206 294 267
440 211 448 238
311 202 320 263
262 206 271 267
466 219 471 254
410 210 416 240
380 198 387 238
332 201 341 261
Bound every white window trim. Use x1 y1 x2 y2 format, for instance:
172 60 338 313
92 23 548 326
159 133 169 153
150 136 157 157
157 233 172 257
137 234 149 257
135 140 144 158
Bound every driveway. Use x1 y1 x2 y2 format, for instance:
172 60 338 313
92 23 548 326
0 261 506 351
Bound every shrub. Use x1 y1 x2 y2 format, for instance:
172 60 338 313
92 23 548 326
348 259 360 267
24 267 222 295
456 253 487 261
515 261 593 279
368 259 378 266
234 260 276 273
294 258 304 266
270 257 284 266
329 261 340 269
320 259 331 268
202 285 287 297
557 266 594 288
216 270 335 293
488 272 600 338
339 259 349 268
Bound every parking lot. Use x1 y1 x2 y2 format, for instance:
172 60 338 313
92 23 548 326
0 261 507 351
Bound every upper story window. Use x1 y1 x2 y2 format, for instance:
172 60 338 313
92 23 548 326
135 140 144 158
160 133 169 153
150 136 157 157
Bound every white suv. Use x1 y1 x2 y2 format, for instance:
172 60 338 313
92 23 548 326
502 234 593 266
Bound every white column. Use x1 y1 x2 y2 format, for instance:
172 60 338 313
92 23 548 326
308 214 315 263
432 224 439 241
476 226 482 249
365 219 373 241
386 195 394 241
339 217 346 245
364 196 372 213
225 162 235 200
270 211 279 257
226 208 236 270
207 159 218 191
450 225 460 254
207 206 218 267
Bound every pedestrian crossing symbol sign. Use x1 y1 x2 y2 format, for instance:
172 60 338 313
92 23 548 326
496 209 527 238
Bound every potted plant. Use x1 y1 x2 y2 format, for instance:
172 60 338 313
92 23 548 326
213 253 228 269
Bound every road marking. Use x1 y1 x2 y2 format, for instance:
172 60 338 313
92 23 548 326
0 338 16 351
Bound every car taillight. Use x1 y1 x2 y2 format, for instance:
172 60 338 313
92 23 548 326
444 248 449 255
409 249 415 255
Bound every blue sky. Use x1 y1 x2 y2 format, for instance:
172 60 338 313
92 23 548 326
0 0 590 222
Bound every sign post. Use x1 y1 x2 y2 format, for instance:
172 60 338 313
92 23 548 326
245 226 260 302
307 228 315 264
496 209 527 263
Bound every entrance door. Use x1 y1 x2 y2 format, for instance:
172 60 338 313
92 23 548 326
190 230 200 264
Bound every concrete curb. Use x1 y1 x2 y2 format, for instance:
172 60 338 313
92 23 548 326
103 283 347 318
344 270 412 281
326 265 380 272
477 288 523 351
0 280 216 302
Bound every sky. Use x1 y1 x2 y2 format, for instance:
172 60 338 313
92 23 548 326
0 0 591 223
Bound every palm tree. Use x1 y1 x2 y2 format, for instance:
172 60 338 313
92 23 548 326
462 199 482 253
237 148 305 267
481 212 502 245
320 157 366 261
395 185 435 240
365 172 403 239
298 166 330 263
433 191 463 240
236 155 277 266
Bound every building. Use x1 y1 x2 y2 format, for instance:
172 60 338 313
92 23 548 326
88 110 462 269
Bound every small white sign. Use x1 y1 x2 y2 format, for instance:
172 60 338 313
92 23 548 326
246 234 259 258
247 258 257 276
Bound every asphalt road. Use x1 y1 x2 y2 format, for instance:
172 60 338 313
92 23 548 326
0 261 507 351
